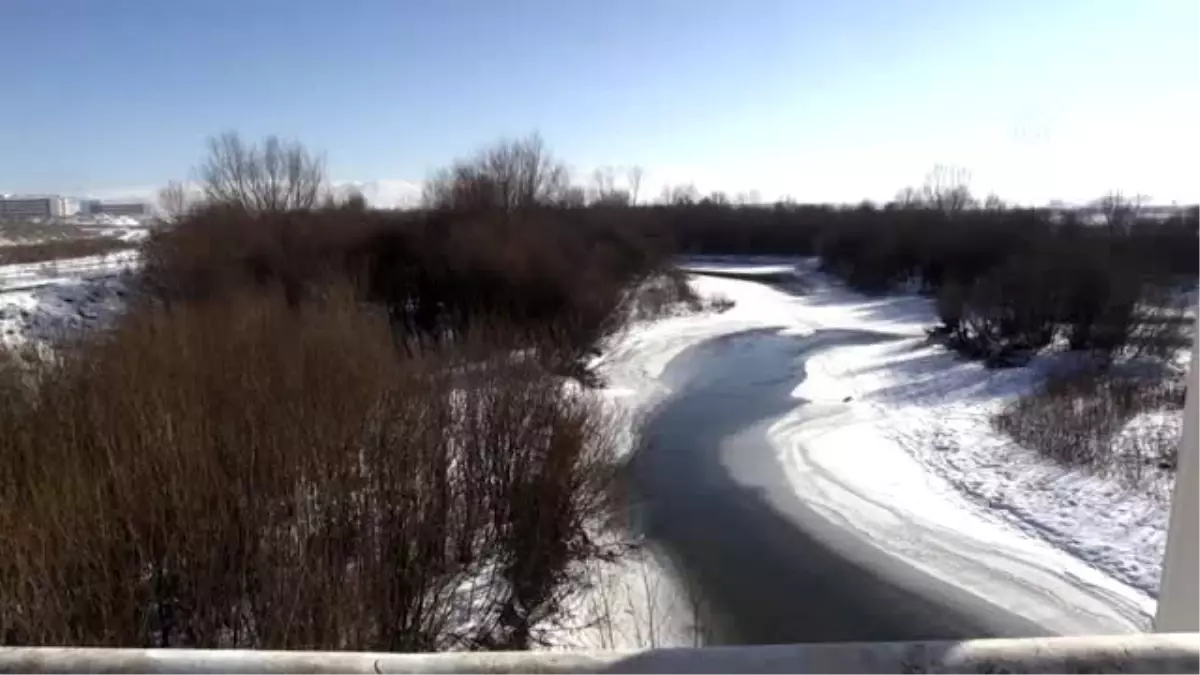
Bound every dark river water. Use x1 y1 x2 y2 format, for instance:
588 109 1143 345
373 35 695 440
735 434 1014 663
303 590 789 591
621 327 1052 645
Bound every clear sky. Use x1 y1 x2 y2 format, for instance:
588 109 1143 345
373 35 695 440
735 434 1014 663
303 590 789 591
2 0 1197 205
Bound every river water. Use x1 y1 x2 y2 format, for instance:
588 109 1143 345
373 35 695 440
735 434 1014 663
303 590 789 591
622 327 1052 645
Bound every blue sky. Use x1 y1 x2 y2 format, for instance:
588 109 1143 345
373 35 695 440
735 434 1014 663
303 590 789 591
2 0 1197 204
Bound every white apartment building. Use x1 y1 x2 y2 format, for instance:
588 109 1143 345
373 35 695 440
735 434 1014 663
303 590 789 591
0 195 77 219
82 200 150 217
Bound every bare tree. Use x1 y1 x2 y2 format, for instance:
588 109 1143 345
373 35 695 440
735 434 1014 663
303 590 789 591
735 190 762 206
921 164 975 212
423 134 569 211
557 185 587 208
1093 191 1148 234
198 132 328 212
984 193 1006 211
659 183 699 206
591 167 616 198
891 186 924 209
157 180 191 223
892 165 975 212
589 167 631 206
627 166 644 205
342 190 368 211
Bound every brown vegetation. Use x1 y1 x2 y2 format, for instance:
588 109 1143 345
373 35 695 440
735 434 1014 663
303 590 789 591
0 133 688 650
994 369 1187 487
198 132 327 212
0 237 134 265
0 287 618 649
421 134 569 211
651 180 1196 368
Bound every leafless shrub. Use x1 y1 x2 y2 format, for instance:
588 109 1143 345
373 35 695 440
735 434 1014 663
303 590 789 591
199 132 328 212
140 201 676 379
659 183 699 206
1091 191 1149 235
1116 290 1193 364
0 286 617 650
993 369 1187 488
155 180 194 223
0 237 134 265
624 269 702 322
15 148 684 649
550 525 711 651
138 203 373 304
557 186 588 208
589 167 644 207
1057 245 1193 366
0 221 95 246
932 256 1059 367
422 134 569 212
893 165 976 212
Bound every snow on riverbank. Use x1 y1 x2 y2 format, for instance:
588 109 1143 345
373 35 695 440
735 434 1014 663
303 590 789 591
775 335 1160 630
771 277 1178 601
0 251 138 345
804 338 1175 598
574 258 1173 646
0 249 139 292
547 268 825 649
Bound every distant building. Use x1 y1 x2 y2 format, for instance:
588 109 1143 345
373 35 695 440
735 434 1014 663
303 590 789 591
0 195 76 219
83 200 150 217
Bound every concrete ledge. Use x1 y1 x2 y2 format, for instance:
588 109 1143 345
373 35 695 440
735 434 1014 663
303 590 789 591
1 633 1196 673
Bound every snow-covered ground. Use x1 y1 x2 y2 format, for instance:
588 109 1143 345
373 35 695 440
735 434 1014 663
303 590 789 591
0 218 150 247
796 338 1174 598
772 337 1160 629
567 258 1182 647
0 250 138 345
745 265 1182 600
1 249 1181 645
0 250 139 291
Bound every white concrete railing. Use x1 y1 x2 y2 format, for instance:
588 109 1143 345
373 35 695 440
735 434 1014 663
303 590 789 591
0 634 1197 674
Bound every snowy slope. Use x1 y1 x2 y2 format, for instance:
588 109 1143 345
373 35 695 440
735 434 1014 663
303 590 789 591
791 338 1175 598
770 337 1158 632
0 250 139 293
753 266 1178 600
0 250 138 345
587 258 1168 642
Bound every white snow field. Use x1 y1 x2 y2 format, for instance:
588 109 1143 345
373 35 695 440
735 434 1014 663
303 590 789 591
0 250 138 345
572 257 1179 646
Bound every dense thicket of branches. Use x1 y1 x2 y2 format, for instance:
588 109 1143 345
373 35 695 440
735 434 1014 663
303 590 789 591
142 202 674 378
2 135 691 651
421 135 570 211
199 132 328 212
645 200 1197 366
175 130 1198 371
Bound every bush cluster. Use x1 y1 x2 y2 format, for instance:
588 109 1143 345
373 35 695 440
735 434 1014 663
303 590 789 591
993 369 1187 486
141 202 674 378
0 134 683 650
654 202 1197 366
0 289 617 649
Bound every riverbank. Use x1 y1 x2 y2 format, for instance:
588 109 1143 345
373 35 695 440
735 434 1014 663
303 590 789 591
557 259 1166 648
